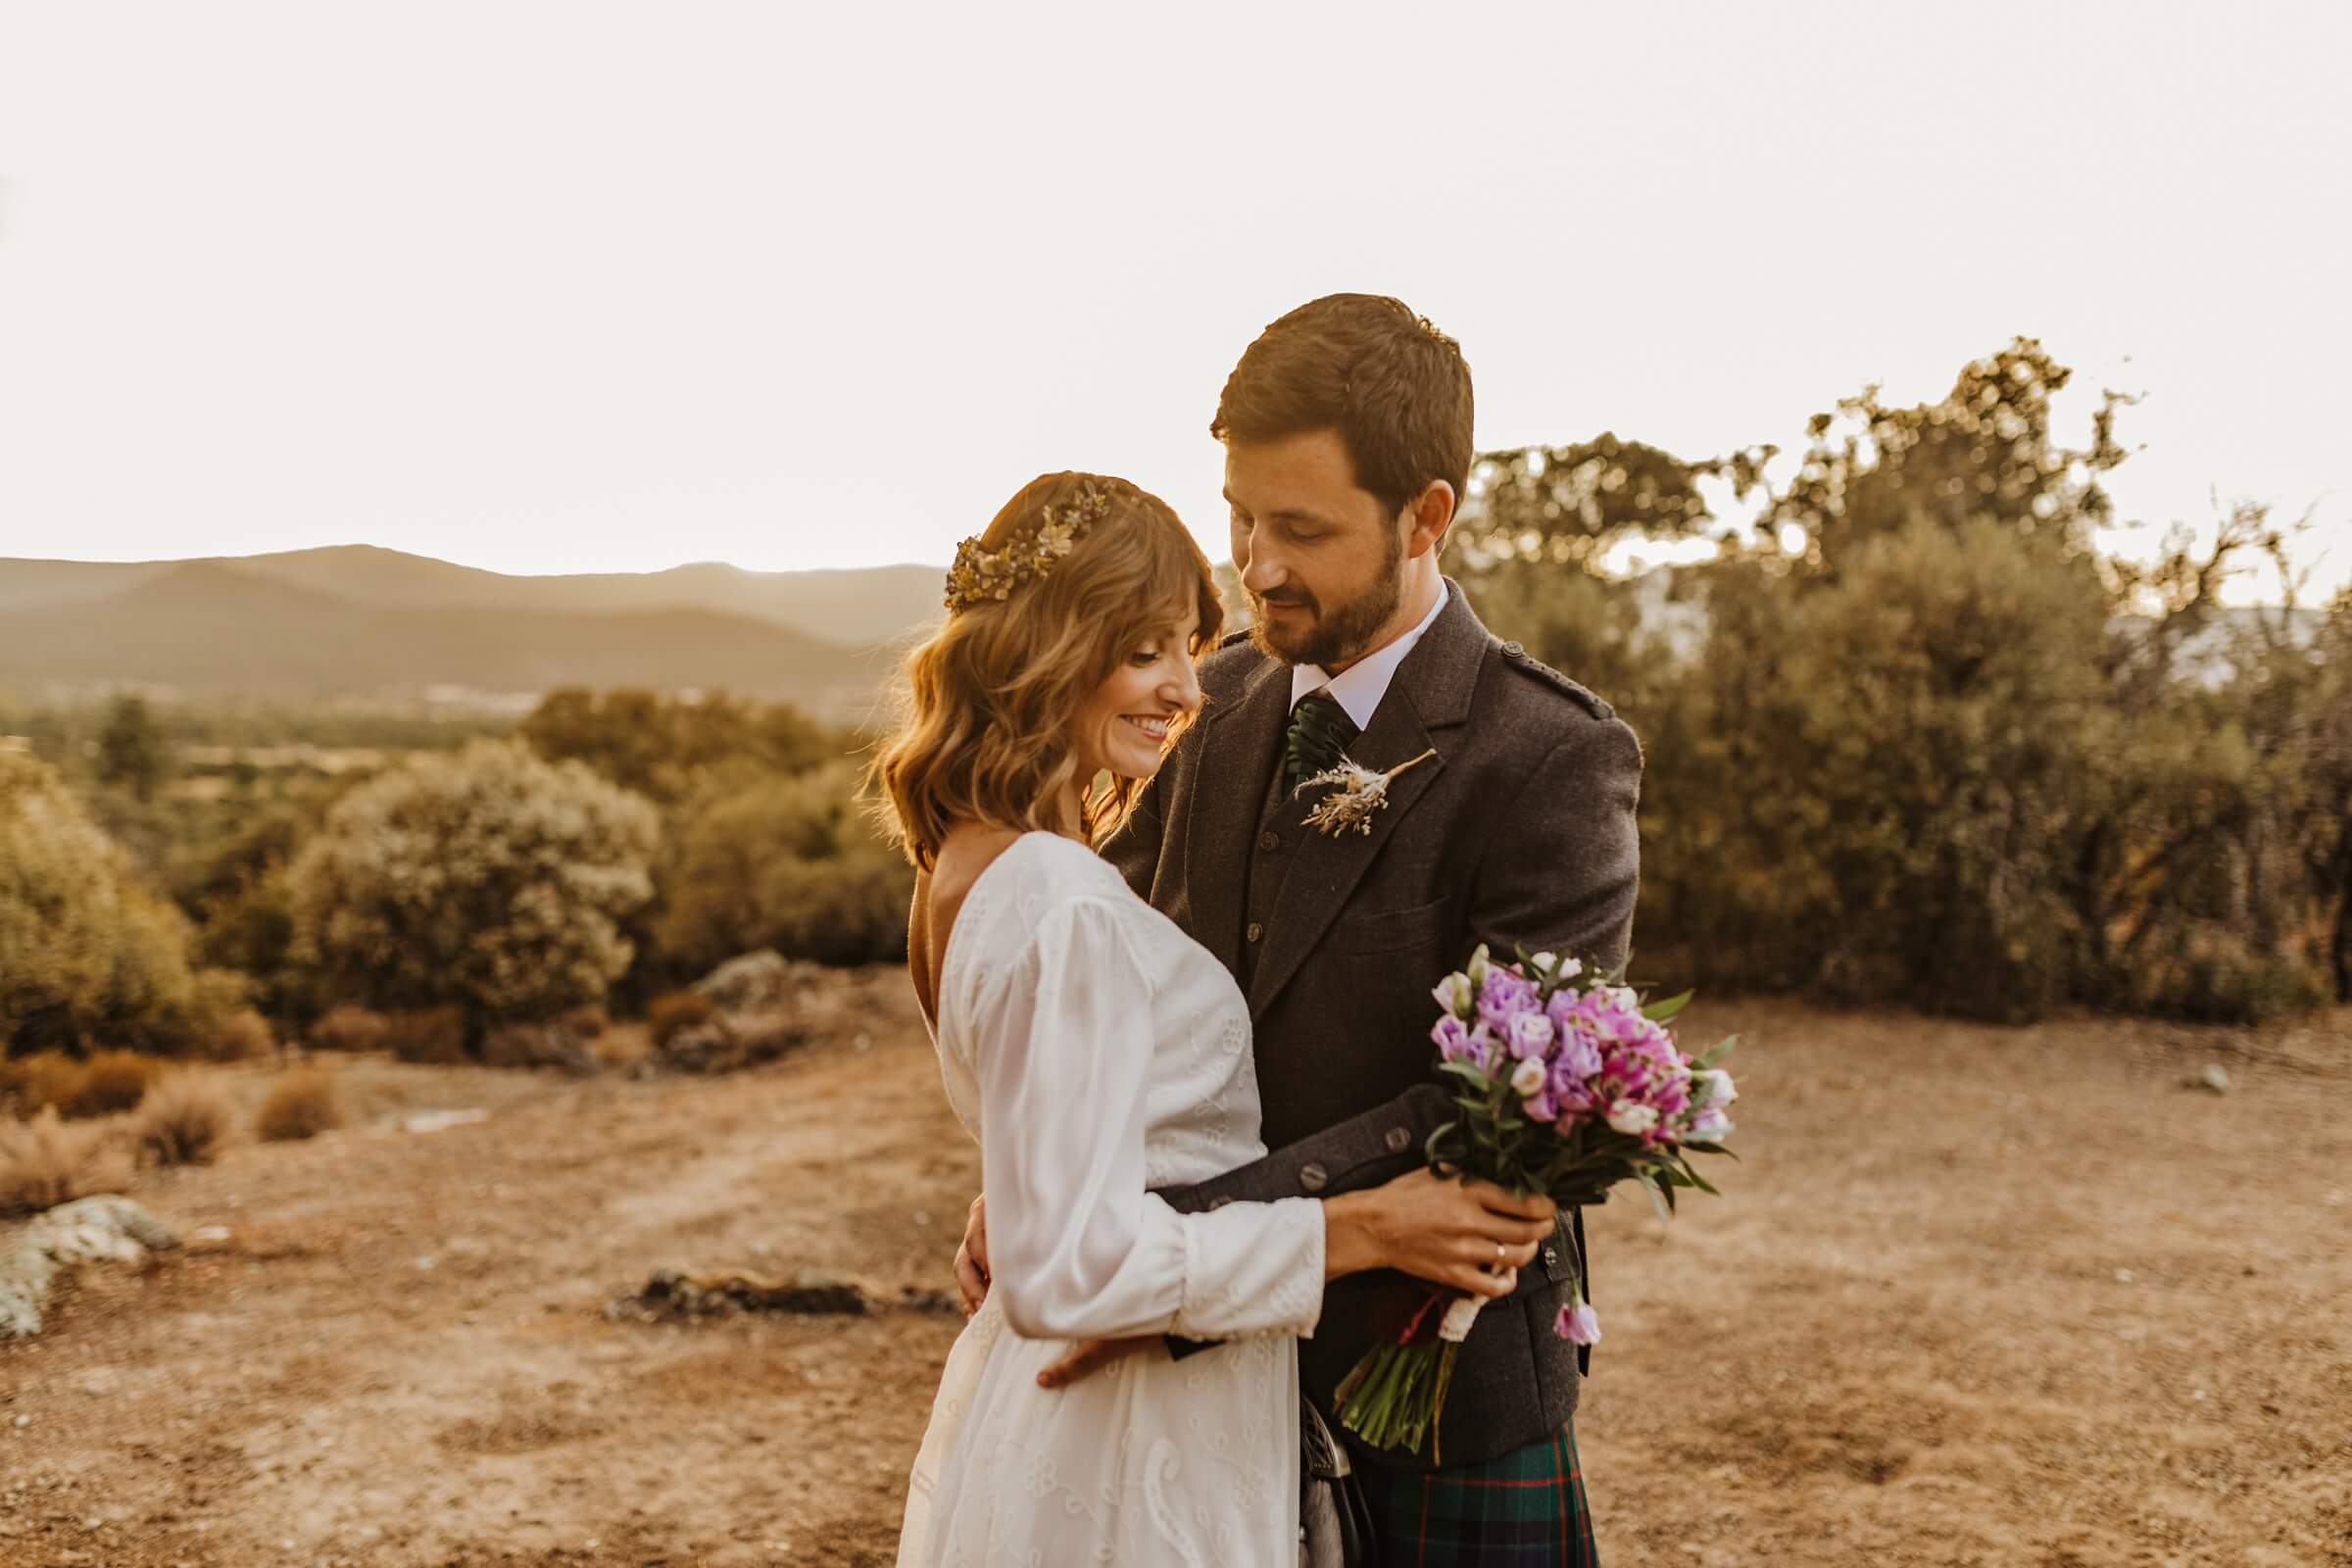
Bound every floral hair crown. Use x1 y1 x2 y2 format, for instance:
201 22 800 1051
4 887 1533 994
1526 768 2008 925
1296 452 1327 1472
943 479 1119 613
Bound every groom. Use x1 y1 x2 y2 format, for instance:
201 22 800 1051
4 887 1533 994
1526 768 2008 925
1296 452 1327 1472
963 293 1641 1562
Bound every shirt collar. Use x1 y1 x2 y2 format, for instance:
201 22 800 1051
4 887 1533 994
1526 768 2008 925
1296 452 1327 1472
1289 583 1448 730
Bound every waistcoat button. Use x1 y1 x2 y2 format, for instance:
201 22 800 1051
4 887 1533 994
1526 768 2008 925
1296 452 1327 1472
1256 829 1281 853
1246 922 1263 944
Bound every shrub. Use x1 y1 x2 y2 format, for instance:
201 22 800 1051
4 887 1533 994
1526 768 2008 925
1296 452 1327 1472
654 762 913 972
0 752 219 1054
211 1008 275 1062
646 991 716 1050
309 1004 390 1054
255 1068 344 1142
63 1050 163 1120
288 738 660 1028
380 1006 468 1065
132 1072 235 1167
0 1105 133 1215
0 1052 87 1119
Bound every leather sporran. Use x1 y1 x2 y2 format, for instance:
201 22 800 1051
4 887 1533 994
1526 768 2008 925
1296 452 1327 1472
1299 1392 1379 1567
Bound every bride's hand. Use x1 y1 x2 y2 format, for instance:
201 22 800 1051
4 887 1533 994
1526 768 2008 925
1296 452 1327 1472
1322 1169 1554 1297
954 1194 990 1315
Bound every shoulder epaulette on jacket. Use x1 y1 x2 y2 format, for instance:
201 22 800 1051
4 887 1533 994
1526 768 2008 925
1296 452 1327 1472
1493 638 1615 721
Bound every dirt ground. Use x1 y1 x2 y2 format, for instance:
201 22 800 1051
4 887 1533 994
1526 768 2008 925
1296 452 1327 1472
2 977 2346 1567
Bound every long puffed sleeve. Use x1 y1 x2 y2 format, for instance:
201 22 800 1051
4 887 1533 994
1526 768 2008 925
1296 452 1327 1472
973 893 1325 1344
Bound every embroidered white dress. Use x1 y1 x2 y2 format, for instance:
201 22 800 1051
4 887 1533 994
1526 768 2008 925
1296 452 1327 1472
897 831 1326 1568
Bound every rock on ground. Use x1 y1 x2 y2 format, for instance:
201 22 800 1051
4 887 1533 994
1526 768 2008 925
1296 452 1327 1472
0 1194 179 1340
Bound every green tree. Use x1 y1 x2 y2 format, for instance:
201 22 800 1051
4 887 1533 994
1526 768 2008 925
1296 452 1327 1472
287 738 661 1043
655 761 912 972
96 695 168 802
1758 336 2130 574
517 687 838 807
0 752 229 1054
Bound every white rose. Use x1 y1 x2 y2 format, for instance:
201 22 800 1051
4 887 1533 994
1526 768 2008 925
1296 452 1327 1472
1432 973 1472 1016
1688 1107 1734 1144
1509 1057 1547 1098
1695 1068 1738 1108
1530 951 1558 976
1605 1101 1659 1137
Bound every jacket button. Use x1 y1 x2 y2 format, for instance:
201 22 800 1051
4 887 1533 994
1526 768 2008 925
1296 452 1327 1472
1257 829 1282 853
1542 1246 1559 1267
1298 1162 1329 1193
1384 1126 1412 1153
1501 640 1525 659
1246 922 1263 944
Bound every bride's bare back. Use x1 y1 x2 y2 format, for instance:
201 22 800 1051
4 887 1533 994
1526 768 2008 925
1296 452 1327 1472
906 823 1028 1034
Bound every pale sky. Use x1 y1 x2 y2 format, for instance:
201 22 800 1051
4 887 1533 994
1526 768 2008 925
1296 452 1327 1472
2 1 2346 606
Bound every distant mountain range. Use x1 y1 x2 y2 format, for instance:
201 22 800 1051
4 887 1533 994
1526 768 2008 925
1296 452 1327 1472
0 546 948 719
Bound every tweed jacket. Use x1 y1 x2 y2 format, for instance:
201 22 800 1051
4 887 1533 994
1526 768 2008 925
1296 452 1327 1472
1104 577 1642 1471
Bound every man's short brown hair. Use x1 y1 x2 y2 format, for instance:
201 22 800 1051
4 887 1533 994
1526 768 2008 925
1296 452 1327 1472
1210 293 1475 518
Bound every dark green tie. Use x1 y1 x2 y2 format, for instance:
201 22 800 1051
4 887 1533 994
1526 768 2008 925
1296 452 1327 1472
1283 690 1361 795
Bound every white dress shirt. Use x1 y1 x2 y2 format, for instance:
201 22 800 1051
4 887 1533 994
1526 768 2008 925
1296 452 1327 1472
1289 581 1448 729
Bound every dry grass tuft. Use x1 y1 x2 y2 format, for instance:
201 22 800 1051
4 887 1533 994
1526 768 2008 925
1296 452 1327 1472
0 1104 134 1215
556 1004 610 1038
133 1072 237 1167
210 1008 277 1062
63 1050 163 1119
255 1067 345 1143
308 1004 390 1054
647 991 717 1050
590 1022 654 1073
1 1051 86 1118
381 1006 468 1065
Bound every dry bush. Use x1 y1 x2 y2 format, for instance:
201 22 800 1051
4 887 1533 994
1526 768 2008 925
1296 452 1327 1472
63 1050 163 1119
380 1006 468 1064
590 1021 653 1073
1 1051 87 1118
210 1008 276 1062
255 1068 345 1142
0 1104 134 1215
557 1004 610 1038
308 1004 390 1054
647 991 716 1050
132 1072 236 1167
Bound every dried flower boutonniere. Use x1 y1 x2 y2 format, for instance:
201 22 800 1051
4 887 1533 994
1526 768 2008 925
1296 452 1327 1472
1294 749 1440 837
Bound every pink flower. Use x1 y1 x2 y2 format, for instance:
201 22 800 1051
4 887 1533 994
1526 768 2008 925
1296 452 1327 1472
1554 1295 1601 1346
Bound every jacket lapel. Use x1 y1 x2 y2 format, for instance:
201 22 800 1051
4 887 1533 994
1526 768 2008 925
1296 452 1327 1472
1245 581 1489 1019
1185 653 1292 978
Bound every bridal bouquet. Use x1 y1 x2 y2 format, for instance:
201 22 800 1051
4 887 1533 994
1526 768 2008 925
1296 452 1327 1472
1333 945 1737 1458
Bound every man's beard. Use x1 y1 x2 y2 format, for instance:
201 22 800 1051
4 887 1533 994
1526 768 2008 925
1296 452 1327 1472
1247 527 1406 669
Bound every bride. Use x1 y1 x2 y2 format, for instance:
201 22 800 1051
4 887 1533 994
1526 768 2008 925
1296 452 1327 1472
875 471 1555 1565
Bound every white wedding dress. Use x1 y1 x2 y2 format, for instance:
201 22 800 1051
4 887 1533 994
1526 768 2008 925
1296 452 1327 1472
897 831 1327 1567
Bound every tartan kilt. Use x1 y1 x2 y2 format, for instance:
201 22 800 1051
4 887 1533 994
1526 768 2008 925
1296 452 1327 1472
1354 1420 1598 1566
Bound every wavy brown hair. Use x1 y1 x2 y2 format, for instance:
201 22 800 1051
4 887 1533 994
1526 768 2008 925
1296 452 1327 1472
871 472 1223 871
